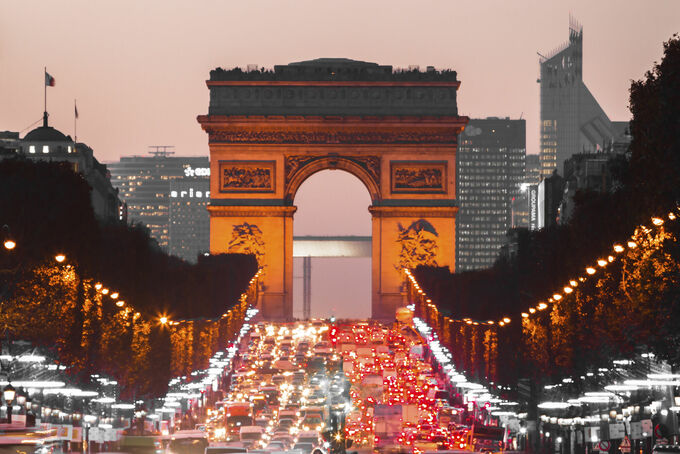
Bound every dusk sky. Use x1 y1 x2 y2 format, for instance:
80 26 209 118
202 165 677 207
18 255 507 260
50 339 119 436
2 1 679 317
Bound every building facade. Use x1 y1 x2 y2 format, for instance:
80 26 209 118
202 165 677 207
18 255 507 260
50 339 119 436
1 115 121 222
538 20 615 177
108 154 209 257
537 172 565 229
169 178 210 262
456 118 526 272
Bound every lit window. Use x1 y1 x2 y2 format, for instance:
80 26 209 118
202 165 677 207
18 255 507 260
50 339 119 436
29 145 36 154
68 146 72 153
42 145 49 154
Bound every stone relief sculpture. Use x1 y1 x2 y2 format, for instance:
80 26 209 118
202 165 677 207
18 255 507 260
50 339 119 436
396 219 439 271
227 222 266 271
219 161 275 192
391 162 447 193
394 167 443 189
210 130 457 145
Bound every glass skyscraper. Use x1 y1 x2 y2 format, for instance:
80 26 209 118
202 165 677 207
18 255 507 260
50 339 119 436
539 19 614 177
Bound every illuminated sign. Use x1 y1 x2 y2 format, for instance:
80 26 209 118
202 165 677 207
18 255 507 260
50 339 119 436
184 166 210 177
529 185 538 230
170 188 210 198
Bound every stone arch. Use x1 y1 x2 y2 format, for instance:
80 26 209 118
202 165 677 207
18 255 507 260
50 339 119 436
284 155 381 204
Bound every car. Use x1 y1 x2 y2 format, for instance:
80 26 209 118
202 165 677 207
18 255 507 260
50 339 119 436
168 431 209 454
293 442 316 454
265 441 287 451
204 446 247 454
270 435 295 449
238 426 264 447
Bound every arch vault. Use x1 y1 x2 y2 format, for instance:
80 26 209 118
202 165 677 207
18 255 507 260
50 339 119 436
198 58 468 320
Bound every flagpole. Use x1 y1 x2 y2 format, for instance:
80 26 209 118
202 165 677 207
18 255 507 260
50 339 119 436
74 99 77 144
44 67 47 115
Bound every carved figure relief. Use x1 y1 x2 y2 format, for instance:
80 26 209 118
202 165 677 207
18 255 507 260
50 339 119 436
396 219 439 271
219 161 275 192
285 155 380 186
227 222 266 271
391 161 447 193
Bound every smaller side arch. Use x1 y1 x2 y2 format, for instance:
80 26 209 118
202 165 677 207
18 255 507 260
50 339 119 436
285 155 381 204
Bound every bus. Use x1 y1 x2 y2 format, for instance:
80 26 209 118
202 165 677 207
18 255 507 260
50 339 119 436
464 424 505 453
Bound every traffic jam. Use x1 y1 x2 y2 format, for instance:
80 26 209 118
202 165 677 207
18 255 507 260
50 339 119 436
160 307 518 454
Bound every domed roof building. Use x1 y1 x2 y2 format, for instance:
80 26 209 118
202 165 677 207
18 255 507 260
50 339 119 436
14 112 123 222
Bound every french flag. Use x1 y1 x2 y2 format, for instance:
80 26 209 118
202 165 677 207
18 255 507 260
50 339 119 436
45 71 55 87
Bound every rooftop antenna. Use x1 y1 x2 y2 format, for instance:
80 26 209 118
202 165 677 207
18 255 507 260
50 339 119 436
148 145 175 157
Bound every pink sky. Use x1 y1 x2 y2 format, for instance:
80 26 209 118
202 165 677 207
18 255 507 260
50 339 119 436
2 1 678 317
2 0 678 160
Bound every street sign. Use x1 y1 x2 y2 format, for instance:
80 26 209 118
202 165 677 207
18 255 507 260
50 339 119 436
599 440 611 451
586 426 601 443
620 436 631 453
641 419 653 437
630 421 643 440
610 423 626 440
655 424 663 439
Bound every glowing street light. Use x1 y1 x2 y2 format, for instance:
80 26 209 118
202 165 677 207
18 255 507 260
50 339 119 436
110 292 119 299
586 267 596 275
159 316 168 325
3 383 16 424
116 300 125 307
55 254 66 263
2 225 15 250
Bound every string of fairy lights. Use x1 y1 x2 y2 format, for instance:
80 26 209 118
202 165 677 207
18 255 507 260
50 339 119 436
405 208 679 328
51 254 263 329
165 268 263 326
50 253 152 326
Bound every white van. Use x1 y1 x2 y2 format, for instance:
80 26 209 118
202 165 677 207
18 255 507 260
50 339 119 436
238 425 263 446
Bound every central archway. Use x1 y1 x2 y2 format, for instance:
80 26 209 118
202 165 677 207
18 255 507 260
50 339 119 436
285 155 381 204
293 169 372 319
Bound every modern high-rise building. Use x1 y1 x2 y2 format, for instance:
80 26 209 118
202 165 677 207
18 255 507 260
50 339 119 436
456 118 526 272
169 178 210 262
525 154 541 185
538 19 615 177
108 151 209 257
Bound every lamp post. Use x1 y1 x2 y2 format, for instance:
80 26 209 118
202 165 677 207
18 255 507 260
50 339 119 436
2 225 15 251
4 383 16 424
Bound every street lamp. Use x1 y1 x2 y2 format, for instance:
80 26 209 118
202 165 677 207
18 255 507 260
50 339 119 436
54 254 66 263
2 225 15 250
4 383 16 424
